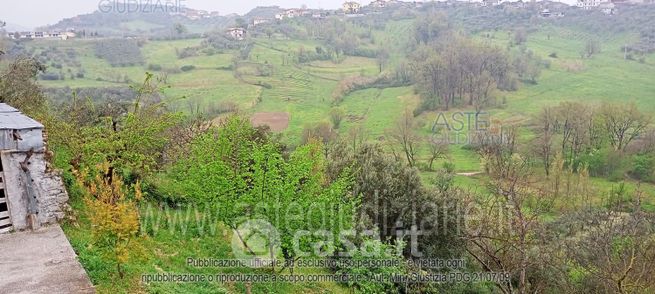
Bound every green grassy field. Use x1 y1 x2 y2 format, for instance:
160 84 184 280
31 24 655 172
479 27 655 115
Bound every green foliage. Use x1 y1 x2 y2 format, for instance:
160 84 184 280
301 121 336 145
330 107 345 129
180 64 196 72
334 239 406 293
56 74 182 177
413 12 449 45
631 154 655 182
580 148 626 181
169 116 357 263
95 39 144 67
410 36 517 112
0 57 47 117
328 142 465 259
147 63 162 71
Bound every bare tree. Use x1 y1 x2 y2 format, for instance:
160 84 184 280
514 28 527 45
581 39 601 58
376 48 390 73
601 102 650 151
387 109 419 167
533 107 556 175
426 136 448 171
329 107 345 129
347 123 367 154
554 102 593 165
466 130 555 294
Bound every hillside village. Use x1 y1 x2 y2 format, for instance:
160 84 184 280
5 0 654 42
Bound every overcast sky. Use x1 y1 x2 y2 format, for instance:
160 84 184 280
0 0 349 29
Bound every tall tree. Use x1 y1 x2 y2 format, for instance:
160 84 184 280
387 109 419 167
467 130 554 294
601 102 650 151
533 107 556 175
376 48 390 73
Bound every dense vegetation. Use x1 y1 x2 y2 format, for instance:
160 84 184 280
94 39 145 67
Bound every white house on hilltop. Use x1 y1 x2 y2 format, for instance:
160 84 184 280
226 27 246 40
342 1 362 14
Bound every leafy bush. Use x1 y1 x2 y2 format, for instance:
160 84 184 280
581 148 626 180
180 65 196 72
330 107 345 129
256 81 272 89
333 240 406 293
147 64 162 71
39 72 61 80
296 46 332 63
630 154 655 182
176 46 200 59
169 116 357 268
75 162 143 278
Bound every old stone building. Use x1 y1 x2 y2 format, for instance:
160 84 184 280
0 104 68 233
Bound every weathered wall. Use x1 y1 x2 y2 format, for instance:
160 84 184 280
2 151 69 231
0 128 44 151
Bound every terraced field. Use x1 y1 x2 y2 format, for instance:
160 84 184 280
28 24 655 179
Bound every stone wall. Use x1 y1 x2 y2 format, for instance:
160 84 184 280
2 151 69 231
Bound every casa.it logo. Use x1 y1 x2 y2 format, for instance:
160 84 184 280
230 219 280 268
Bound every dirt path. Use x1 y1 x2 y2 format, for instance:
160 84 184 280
456 171 484 177
0 225 94 293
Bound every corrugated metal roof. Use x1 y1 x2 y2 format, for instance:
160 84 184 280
0 103 44 129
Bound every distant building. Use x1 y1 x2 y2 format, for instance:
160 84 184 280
481 0 505 7
253 17 271 26
370 0 390 8
600 2 617 14
513 0 526 8
275 13 285 20
285 9 302 18
179 9 218 20
342 1 362 14
540 9 552 17
226 27 246 40
577 0 603 10
312 11 329 18
7 31 71 40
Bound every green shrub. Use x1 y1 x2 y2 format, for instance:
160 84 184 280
147 64 162 71
631 154 655 182
333 239 406 293
180 65 196 72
